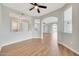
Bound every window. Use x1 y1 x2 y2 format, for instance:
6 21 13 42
64 7 72 33
10 17 22 32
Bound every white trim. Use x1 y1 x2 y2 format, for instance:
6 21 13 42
0 37 41 50
0 37 32 48
58 42 79 55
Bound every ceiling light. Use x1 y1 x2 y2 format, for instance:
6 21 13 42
35 6 38 9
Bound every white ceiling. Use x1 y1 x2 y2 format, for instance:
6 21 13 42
2 3 65 17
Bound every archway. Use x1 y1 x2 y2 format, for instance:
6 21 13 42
41 16 58 44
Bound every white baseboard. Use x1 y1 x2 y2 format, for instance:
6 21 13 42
58 42 79 55
0 37 42 51
0 37 32 48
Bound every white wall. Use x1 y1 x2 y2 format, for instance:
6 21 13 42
40 4 79 54
62 4 79 53
0 4 42 48
0 4 1 23
0 4 33 47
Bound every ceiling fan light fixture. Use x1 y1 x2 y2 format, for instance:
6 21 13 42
29 3 47 13
35 6 39 9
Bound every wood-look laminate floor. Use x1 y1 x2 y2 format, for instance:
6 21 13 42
0 33 78 56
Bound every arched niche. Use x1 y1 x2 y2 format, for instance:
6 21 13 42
42 16 58 24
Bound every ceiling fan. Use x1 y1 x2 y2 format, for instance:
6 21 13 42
29 3 47 13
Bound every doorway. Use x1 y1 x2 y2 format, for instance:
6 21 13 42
42 17 58 40
52 24 58 40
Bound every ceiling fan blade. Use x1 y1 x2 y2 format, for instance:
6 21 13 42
29 7 35 11
30 3 38 6
30 3 34 5
37 9 40 13
38 5 47 9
